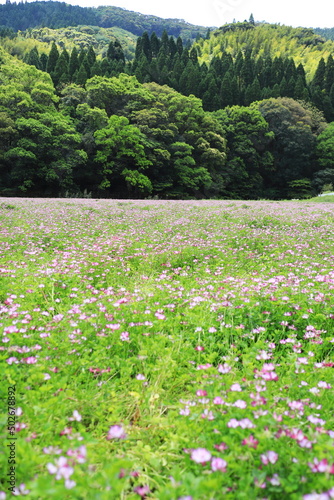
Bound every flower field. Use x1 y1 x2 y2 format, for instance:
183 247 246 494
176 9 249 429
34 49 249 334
0 197 334 500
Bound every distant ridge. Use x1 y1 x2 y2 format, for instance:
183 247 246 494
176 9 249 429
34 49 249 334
0 1 211 41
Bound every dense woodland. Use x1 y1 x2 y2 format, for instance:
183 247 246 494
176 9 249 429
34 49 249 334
0 1 208 40
0 4 334 199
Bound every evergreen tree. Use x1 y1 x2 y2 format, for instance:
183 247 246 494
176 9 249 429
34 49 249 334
141 31 152 61
53 50 69 87
221 52 234 75
76 63 88 86
169 36 177 59
40 53 48 72
189 47 198 64
325 54 334 93
272 57 284 85
262 56 273 88
284 58 297 81
46 42 59 74
150 32 160 58
26 47 41 70
244 77 261 105
312 58 326 89
286 76 296 98
220 72 234 107
280 77 288 97
176 36 183 55
69 47 79 80
296 63 307 86
241 52 254 87
87 46 96 67
294 75 307 100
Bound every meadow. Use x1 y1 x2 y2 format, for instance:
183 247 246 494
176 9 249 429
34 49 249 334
0 197 334 500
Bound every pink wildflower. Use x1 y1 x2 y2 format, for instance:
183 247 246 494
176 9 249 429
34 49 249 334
190 448 212 464
47 456 74 480
211 457 227 472
68 410 82 422
242 435 259 449
260 451 279 465
133 485 150 497
107 425 126 440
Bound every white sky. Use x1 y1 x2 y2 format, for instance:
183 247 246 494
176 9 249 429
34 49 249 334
61 0 334 28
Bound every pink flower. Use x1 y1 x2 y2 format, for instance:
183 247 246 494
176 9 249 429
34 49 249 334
65 479 76 489
107 425 126 440
214 442 228 451
211 457 227 472
67 445 86 464
242 435 259 449
233 400 247 409
155 312 165 320
227 418 239 428
196 389 207 397
318 381 331 389
12 484 30 496
261 451 278 465
47 456 74 480
106 323 120 330
308 458 331 473
69 410 82 422
133 485 150 497
268 474 280 486
190 448 212 464
230 383 242 392
239 418 255 429
217 363 231 374
120 332 130 341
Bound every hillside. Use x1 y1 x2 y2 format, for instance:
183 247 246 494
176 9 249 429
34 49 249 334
1 25 137 61
194 22 334 80
0 1 210 41
314 27 334 41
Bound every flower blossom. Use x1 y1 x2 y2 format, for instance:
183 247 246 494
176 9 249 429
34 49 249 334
260 451 279 465
190 448 212 464
211 457 227 472
107 425 126 440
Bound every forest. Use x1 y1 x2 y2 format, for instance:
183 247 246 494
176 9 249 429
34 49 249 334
0 5 334 199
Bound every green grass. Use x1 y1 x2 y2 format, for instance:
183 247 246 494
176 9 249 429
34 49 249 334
0 198 333 499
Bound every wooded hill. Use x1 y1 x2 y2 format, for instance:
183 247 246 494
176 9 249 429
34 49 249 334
195 22 334 80
0 1 210 41
1 5 334 200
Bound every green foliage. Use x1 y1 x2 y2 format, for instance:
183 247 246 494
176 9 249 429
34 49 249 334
0 1 208 42
94 115 151 195
196 24 333 81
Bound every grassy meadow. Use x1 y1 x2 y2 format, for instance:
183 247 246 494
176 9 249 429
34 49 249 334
0 198 334 500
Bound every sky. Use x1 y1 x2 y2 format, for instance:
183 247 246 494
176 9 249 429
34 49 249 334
58 0 334 28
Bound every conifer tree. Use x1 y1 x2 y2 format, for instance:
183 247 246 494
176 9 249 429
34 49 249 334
220 72 234 107
69 47 79 81
312 58 326 89
46 42 59 74
150 32 160 58
325 54 334 93
76 63 88 86
26 47 41 69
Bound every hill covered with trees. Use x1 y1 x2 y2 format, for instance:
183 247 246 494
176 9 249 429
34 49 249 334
1 5 334 200
0 41 333 201
0 1 209 41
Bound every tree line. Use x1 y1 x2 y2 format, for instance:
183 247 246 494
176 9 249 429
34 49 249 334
1 45 334 200
23 30 334 123
0 1 208 40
